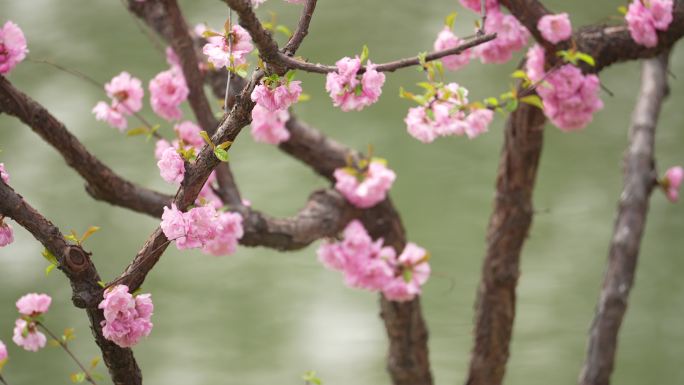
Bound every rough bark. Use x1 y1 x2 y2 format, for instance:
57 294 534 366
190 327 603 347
578 53 670 385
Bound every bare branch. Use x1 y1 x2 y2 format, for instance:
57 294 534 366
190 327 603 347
283 0 318 55
0 181 142 385
578 52 670 385
0 75 171 218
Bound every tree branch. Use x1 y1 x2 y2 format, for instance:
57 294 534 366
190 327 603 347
0 181 142 385
578 52 670 385
283 0 318 55
0 75 171 218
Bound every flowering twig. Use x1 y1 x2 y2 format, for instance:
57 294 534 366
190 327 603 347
36 322 98 385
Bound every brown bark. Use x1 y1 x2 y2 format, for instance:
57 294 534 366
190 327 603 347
0 181 142 385
578 53 670 385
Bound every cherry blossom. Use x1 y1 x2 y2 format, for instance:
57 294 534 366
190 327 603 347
174 120 204 147
459 0 499 13
0 222 13 247
12 319 46 352
0 21 28 75
161 204 244 254
626 0 673 47
325 56 386 111
99 285 153 348
251 79 302 111
433 27 471 71
202 211 244 256
149 68 189 121
157 147 185 184
662 166 683 202
92 101 127 131
16 293 51 316
93 72 144 130
538 13 572 44
474 10 529 64
202 25 253 68
250 104 291 144
0 339 7 366
382 243 431 302
334 159 396 208
0 163 9 184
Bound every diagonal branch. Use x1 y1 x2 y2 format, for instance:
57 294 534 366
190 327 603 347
0 75 171 217
283 0 318 55
0 181 142 385
578 52 670 385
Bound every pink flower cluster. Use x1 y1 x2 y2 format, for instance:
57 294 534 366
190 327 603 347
459 0 499 12
325 56 386 111
251 79 302 112
0 339 6 367
99 285 153 348
12 293 51 352
149 68 189 121
202 25 253 69
626 0 673 47
475 10 529 64
0 221 13 247
0 21 28 75
538 13 572 44
404 83 494 143
662 166 683 202
433 27 471 71
92 72 145 131
161 204 244 256
251 104 291 144
317 220 430 302
0 162 9 184
334 159 396 208
157 147 185 184
525 46 603 131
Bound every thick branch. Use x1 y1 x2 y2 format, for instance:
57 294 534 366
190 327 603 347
0 75 171 217
466 103 546 385
0 181 142 385
578 53 670 385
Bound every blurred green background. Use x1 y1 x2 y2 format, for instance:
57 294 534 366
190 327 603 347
0 0 683 384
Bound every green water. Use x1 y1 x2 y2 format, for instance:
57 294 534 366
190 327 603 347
0 1 683 384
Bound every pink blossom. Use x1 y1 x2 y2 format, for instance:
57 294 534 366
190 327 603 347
149 68 189 121
250 104 291 144
12 319 46 352
202 211 244 256
538 13 572 44
161 204 188 243
536 64 603 131
202 25 253 68
459 0 499 13
154 139 172 160
285 0 306 3
525 44 546 83
180 205 220 249
383 243 430 302
251 80 302 111
334 160 396 208
663 166 683 202
105 72 144 115
0 222 13 247
157 147 185 184
0 339 7 364
0 162 9 184
0 21 28 75
92 101 127 131
475 10 529 64
16 293 51 316
325 57 386 111
166 46 181 69
464 109 494 139
174 121 204 147
626 0 673 47
99 285 153 348
433 27 471 71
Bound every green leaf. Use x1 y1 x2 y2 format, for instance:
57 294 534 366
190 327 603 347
42 248 59 265
216 141 233 150
444 12 458 29
214 148 230 162
302 370 323 385
576 52 596 67
519 95 544 110
45 263 57 276
199 131 215 149
275 24 292 37
126 127 148 137
617 5 628 15
285 70 296 83
65 231 79 243
63 328 76 341
201 30 224 39
360 44 369 63
417 51 428 67
298 93 311 102
80 226 100 244
90 357 100 369
97 281 106 288
505 98 519 112
70 372 86 384
511 70 528 80
484 97 499 107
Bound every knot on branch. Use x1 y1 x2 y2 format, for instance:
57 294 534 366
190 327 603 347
63 245 91 274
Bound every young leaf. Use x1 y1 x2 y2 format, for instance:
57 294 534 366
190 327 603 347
80 226 100 244
505 98 519 112
90 357 100 369
360 44 369 63
519 95 544 110
70 372 86 384
511 70 529 80
617 5 628 15
214 148 230 162
444 12 458 29
126 127 149 137
275 24 292 37
285 70 297 83
216 141 233 150
45 263 57 276
402 268 413 283
199 131 215 149
576 52 596 67
41 248 59 265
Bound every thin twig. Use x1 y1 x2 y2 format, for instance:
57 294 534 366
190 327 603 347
37 322 98 385
224 10 234 112
0 374 10 385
